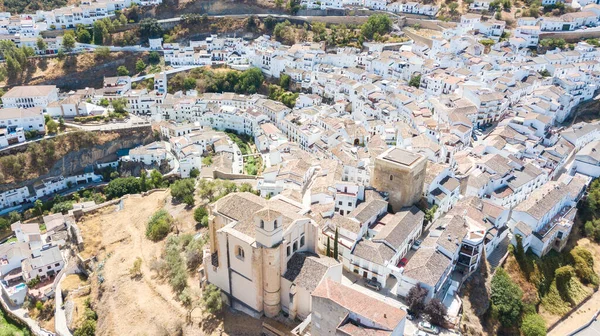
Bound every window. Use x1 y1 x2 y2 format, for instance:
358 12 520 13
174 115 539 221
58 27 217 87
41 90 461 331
55 263 60 267
348 202 352 206
274 219 278 229
287 246 291 257
47 266 51 270
390 175 394 181
338 201 343 206
293 242 298 252
260 220 264 229
39 269 42 273
300 236 305 247
235 245 245 260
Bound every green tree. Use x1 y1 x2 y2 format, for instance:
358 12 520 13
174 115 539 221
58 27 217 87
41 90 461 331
111 97 127 114
135 59 146 73
93 20 108 45
409 74 421 88
279 74 291 89
333 227 339 260
117 65 129 76
326 236 331 257
491 268 523 327
46 118 58 134
521 314 546 336
105 177 141 199
36 37 47 53
34 199 43 217
76 26 92 44
425 298 447 326
360 14 392 40
139 18 163 40
62 31 76 52
201 284 223 314
171 178 196 204
150 170 164 188
264 16 277 30
407 284 428 316
8 211 20 224
190 168 200 178
183 77 197 91
140 169 148 191
99 98 110 107
148 51 160 64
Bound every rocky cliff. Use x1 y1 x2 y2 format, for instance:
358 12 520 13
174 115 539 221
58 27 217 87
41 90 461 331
0 127 154 192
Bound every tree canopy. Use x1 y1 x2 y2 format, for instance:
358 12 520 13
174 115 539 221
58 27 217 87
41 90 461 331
360 14 392 40
491 268 523 327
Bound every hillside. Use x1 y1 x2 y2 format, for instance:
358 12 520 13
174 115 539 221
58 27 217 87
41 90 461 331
1 52 152 91
0 127 154 191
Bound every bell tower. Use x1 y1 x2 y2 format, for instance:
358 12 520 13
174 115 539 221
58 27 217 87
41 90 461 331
254 206 282 318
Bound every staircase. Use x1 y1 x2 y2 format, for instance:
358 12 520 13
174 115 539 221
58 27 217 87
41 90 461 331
488 233 512 271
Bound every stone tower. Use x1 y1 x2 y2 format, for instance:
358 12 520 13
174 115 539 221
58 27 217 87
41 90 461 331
254 207 283 318
372 147 427 213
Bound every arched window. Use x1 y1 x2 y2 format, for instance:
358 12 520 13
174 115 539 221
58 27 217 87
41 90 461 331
274 219 278 229
235 245 245 260
390 175 394 181
300 235 305 247
293 241 298 252
260 220 264 229
287 245 291 257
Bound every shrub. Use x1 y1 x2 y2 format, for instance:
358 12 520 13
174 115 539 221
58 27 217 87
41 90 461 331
105 177 141 199
521 313 546 336
130 257 142 278
555 265 574 293
194 207 208 227
202 284 223 314
146 209 173 241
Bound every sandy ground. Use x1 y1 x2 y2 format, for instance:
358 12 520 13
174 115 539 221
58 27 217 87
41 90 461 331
76 190 266 335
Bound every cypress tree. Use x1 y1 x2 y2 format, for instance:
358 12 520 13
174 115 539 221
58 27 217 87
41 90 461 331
326 237 331 257
333 228 339 260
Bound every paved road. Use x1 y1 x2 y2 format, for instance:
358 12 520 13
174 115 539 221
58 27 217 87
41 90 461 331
131 65 207 81
54 269 73 336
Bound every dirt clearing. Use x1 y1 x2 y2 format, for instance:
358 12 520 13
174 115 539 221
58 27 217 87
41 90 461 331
76 190 264 335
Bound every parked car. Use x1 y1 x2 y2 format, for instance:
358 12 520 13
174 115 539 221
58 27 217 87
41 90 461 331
412 239 423 250
472 133 478 141
414 331 430 336
474 129 483 136
418 321 440 335
398 257 408 267
365 278 381 291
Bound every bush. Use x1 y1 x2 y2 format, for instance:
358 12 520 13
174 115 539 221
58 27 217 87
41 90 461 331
146 209 173 241
130 257 142 278
116 65 129 76
571 246 599 286
190 168 200 178
555 265 574 293
202 284 223 314
521 313 546 336
186 238 204 270
194 207 208 227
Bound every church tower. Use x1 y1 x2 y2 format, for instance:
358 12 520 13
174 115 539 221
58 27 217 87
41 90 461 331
254 207 282 318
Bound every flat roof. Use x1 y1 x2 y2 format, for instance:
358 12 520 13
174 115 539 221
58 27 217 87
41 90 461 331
381 147 421 166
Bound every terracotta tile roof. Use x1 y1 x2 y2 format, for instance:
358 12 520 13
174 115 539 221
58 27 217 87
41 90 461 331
312 278 406 331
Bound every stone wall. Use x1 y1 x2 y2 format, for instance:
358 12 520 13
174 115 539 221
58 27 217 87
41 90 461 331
539 30 600 42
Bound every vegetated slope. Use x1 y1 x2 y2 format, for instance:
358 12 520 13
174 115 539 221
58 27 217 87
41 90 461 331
0 0 68 14
0 127 154 190
2 52 149 91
